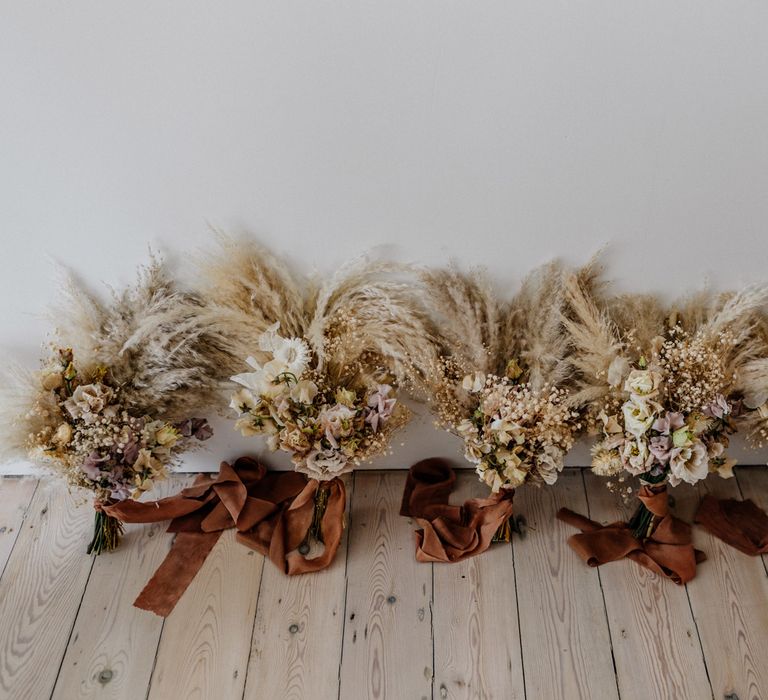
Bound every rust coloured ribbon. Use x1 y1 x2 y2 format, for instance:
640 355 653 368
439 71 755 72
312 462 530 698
695 495 768 556
557 484 705 585
399 458 515 563
103 457 346 617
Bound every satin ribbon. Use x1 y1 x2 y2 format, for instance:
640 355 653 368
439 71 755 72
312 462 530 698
399 458 515 563
557 484 705 585
695 495 768 556
103 457 346 617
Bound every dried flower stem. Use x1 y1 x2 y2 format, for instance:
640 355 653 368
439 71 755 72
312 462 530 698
87 510 124 555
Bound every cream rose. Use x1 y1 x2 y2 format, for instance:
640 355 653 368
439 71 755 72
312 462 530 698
669 440 708 485
318 404 356 442
64 383 114 423
624 369 662 399
622 397 656 438
621 438 653 475
301 448 349 480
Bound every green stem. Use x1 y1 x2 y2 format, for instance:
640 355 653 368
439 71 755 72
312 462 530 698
628 474 667 542
87 510 123 555
492 518 513 543
308 483 330 545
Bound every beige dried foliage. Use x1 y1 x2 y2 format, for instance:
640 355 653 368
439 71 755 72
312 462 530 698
563 259 768 444
419 260 578 414
507 261 572 391
561 260 624 410
0 255 227 461
418 265 503 375
196 236 441 394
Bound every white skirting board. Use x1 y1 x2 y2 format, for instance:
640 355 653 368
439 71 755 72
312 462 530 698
2 398 766 475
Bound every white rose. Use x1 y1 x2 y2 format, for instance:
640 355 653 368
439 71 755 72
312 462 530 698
622 398 656 438
668 440 708 485
301 448 349 480
624 369 662 399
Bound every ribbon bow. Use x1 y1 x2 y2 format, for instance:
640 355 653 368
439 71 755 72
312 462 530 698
400 459 515 563
557 485 705 585
104 457 346 616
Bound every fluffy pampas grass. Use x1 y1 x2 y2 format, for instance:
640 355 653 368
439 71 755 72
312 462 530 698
196 235 442 397
0 254 226 463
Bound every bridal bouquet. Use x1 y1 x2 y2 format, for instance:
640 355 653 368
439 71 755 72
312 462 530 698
588 329 740 538
564 267 768 547
424 263 582 495
230 322 406 481
412 263 583 551
1 258 221 553
23 348 211 553
200 238 437 549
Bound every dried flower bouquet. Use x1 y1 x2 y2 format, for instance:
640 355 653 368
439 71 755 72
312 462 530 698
197 238 438 550
0 258 220 553
417 263 583 546
561 266 768 578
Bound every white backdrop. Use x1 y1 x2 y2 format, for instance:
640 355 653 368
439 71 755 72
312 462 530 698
2 2 767 473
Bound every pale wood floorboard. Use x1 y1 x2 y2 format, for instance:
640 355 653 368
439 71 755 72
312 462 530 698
52 478 192 700
675 473 768 700
242 475 351 700
583 472 711 700
432 472 524 700
339 471 434 700
514 469 620 700
0 483 95 699
0 478 38 580
1 469 768 699
147 528 264 700
734 466 768 577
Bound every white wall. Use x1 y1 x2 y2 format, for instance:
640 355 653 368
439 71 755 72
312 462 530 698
2 1 768 473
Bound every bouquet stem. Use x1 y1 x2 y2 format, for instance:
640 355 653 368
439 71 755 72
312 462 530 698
492 517 513 543
628 477 667 541
87 509 124 555
491 514 526 543
308 483 330 544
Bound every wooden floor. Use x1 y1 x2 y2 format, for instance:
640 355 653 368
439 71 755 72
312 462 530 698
1 468 767 700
